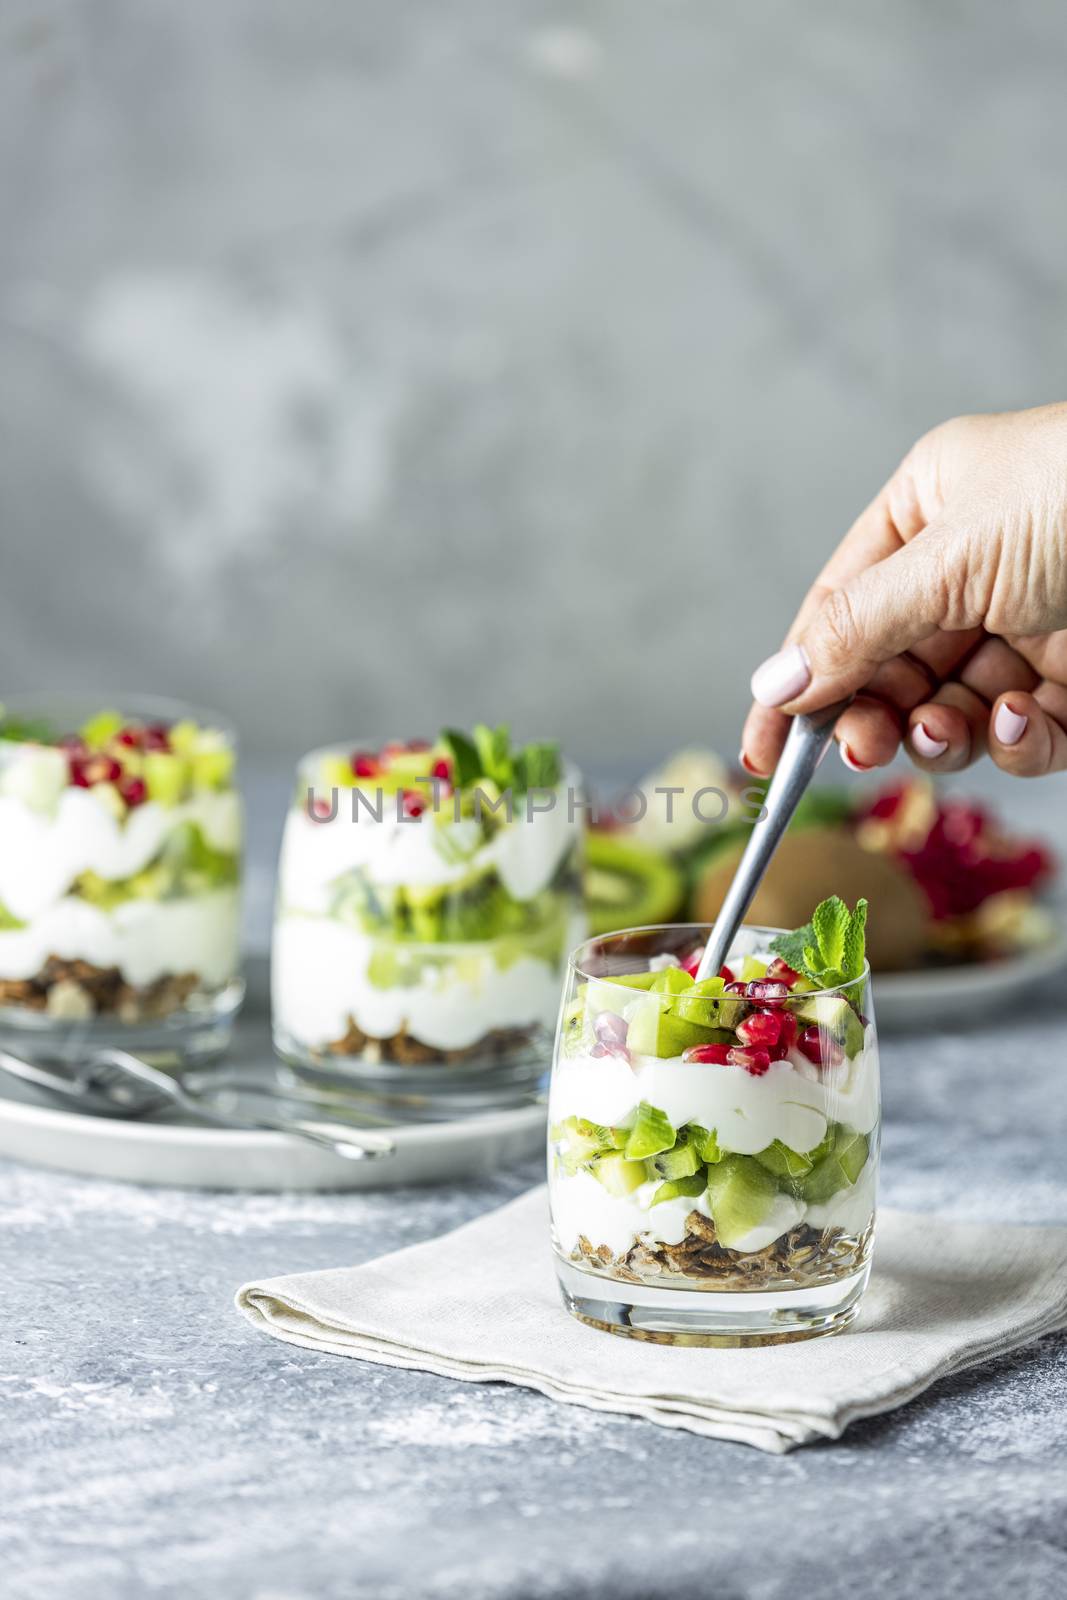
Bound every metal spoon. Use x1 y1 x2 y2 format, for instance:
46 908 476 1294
0 1046 395 1161
694 698 854 983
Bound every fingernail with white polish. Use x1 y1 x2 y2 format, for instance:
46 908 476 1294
994 703 1028 746
750 645 811 708
839 744 871 773
910 722 949 760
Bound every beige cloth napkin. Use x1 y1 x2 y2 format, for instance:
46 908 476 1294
235 1186 1067 1453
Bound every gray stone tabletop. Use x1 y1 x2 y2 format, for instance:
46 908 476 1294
4 1002 1067 1600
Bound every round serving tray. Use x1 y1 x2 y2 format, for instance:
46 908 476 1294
0 958 547 1190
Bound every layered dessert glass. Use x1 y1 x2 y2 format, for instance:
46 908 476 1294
272 727 584 1110
549 914 878 1343
0 695 243 1065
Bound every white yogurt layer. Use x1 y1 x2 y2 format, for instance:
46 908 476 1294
0 788 242 921
277 780 580 916
0 889 240 988
550 1169 809 1257
550 1035 879 1153
549 1036 879 1254
272 913 566 1052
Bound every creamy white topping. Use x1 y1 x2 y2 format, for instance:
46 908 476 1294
0 789 241 920
272 913 566 1051
0 889 240 988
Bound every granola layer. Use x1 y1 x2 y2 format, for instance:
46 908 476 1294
0 956 202 1022
569 1210 873 1293
323 1015 539 1066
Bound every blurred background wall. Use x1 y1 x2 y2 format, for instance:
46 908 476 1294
3 0 1067 771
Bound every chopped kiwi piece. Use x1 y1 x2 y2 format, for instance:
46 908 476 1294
649 966 692 996
672 975 726 1027
705 1156 779 1248
623 1101 676 1161
625 998 721 1058
190 745 235 791
738 954 768 982
651 1173 706 1206
560 997 586 1054
144 752 188 806
80 709 124 750
651 1140 702 1181
755 1140 815 1181
592 1152 647 1196
798 1128 870 1204
555 1116 616 1174
687 1123 723 1164
792 994 866 1058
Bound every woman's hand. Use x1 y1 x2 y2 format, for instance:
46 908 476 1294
741 403 1067 779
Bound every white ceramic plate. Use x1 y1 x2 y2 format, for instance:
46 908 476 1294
872 930 1067 1030
0 959 547 1190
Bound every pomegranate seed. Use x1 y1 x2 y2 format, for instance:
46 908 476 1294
719 964 735 984
310 796 334 819
727 1045 772 1076
765 957 801 987
593 1011 628 1048
142 724 170 752
797 1027 845 1068
591 1039 632 1064
401 789 426 818
120 777 147 807
682 1043 732 1064
59 733 86 754
777 1010 799 1052
724 980 748 996
115 727 142 749
746 979 791 1005
69 758 91 787
352 752 378 778
736 1010 782 1047
431 758 452 782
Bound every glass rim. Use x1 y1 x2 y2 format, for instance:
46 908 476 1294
0 690 237 747
570 921 871 998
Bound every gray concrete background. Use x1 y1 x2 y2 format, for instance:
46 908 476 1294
3 1 1067 770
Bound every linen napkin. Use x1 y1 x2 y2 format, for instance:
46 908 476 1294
235 1186 1067 1453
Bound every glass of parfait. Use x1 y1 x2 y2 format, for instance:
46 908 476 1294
0 694 243 1067
549 907 879 1344
271 726 585 1114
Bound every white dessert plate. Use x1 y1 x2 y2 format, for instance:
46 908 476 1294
871 928 1067 1030
0 959 547 1190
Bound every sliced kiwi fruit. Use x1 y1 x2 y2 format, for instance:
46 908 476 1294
584 832 685 936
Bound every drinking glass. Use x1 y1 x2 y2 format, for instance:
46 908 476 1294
0 692 243 1066
272 744 585 1114
549 923 878 1343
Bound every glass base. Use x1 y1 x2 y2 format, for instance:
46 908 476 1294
555 1256 871 1346
0 978 245 1071
273 1024 548 1121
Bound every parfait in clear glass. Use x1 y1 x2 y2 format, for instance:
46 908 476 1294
549 899 878 1343
0 695 243 1065
272 726 584 1111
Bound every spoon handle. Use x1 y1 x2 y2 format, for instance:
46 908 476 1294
91 1050 396 1161
694 698 853 983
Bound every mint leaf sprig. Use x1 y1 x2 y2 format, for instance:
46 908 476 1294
441 724 562 795
770 896 868 990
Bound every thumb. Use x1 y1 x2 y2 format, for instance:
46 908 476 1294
750 533 953 711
